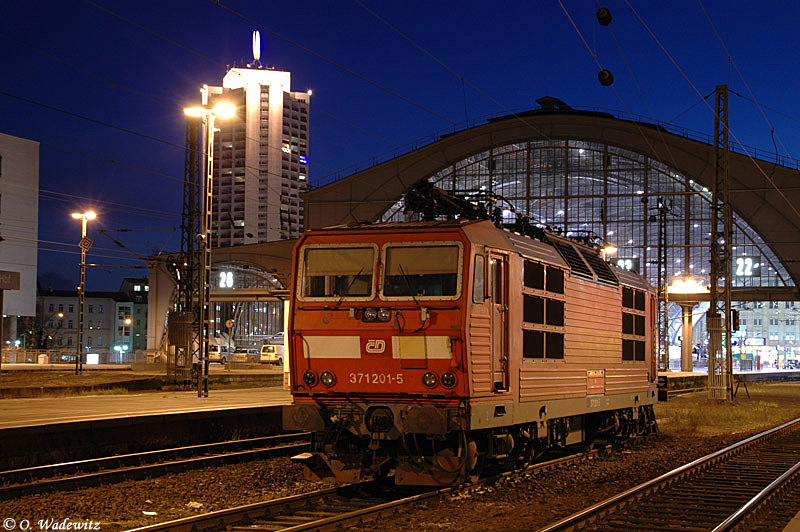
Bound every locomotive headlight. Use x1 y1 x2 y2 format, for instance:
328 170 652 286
441 372 456 387
320 371 336 387
363 307 378 322
422 372 437 387
377 307 392 322
302 371 317 387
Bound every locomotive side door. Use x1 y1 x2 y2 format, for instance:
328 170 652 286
489 253 509 391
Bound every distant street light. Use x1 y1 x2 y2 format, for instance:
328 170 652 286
183 101 236 397
71 211 96 374
123 317 132 359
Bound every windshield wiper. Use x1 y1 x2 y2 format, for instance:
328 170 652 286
398 264 421 307
336 267 365 306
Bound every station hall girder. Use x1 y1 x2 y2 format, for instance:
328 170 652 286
303 107 800 287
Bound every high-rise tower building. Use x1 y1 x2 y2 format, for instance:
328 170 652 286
0 131 38 318
203 64 310 246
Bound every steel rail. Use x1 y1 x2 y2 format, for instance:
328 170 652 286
534 417 800 532
1 434 310 499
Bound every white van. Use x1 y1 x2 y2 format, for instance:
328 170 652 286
260 344 284 365
208 344 229 364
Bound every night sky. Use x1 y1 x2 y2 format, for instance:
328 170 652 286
1 0 798 291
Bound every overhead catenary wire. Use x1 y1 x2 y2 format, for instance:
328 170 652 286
601 7 687 175
3 234 145 256
669 90 715 124
555 0 675 173
0 31 372 196
696 0 796 167
0 182 182 221
352 0 552 142
3 1 452 219
0 240 145 262
622 0 800 224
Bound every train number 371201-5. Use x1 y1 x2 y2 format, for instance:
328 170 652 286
349 372 404 384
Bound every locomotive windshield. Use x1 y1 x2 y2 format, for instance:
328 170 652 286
301 245 375 298
382 244 460 297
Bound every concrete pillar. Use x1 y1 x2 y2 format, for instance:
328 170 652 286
680 303 694 372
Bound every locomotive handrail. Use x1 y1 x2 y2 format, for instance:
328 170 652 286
534 417 800 532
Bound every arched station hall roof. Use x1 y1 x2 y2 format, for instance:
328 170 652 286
304 102 800 287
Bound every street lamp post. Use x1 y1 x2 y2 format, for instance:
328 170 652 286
184 101 235 397
71 211 96 375
123 317 131 362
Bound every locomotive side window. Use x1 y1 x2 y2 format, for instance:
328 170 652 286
622 286 646 361
523 295 544 323
622 313 633 334
635 315 645 336
634 290 645 310
546 333 564 359
523 330 544 358
491 258 502 302
546 266 564 294
524 260 544 290
623 339 634 360
522 260 566 360
622 287 634 308
383 244 461 298
301 246 375 299
472 255 485 304
546 300 564 326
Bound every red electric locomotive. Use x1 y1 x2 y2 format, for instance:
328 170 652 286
283 215 658 486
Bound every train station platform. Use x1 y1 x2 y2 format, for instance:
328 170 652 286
0 362 283 398
0 386 293 469
0 386 292 430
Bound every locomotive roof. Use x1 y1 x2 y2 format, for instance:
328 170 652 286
612 265 653 291
460 221 569 269
313 219 651 289
321 219 480 231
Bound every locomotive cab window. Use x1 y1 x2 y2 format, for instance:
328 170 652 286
382 243 462 299
300 245 376 300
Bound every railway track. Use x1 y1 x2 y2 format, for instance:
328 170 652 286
0 433 310 500
123 446 607 532
535 417 800 532
122 438 610 532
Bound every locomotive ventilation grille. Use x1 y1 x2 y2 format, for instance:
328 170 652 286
551 241 594 280
579 248 619 285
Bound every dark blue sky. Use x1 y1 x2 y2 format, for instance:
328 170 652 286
2 0 798 291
